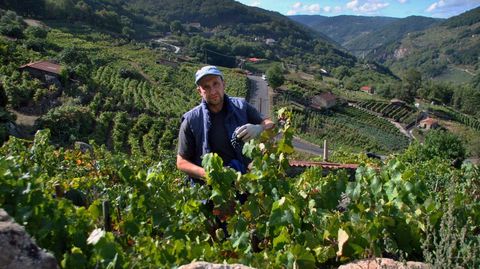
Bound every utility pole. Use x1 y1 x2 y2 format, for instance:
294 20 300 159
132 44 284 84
323 140 328 162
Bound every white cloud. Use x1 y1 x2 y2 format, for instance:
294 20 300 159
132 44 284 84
306 4 321 13
334 6 342 13
293 2 302 9
287 2 324 14
346 0 390 14
425 0 480 17
398 0 407 3
250 0 261 7
323 6 332 12
346 0 359 10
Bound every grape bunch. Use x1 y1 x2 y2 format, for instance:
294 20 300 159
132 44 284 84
231 130 244 151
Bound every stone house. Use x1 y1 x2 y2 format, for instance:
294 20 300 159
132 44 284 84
419 117 439 130
19 60 62 87
311 92 337 109
360 85 374 94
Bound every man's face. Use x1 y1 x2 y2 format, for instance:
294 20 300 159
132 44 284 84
197 75 225 107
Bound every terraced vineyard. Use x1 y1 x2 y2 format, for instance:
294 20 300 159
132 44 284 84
443 107 480 131
357 100 417 124
291 106 410 153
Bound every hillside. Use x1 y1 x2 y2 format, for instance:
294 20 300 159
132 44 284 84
290 15 398 47
345 16 442 57
1 4 480 269
0 0 356 71
368 7 480 83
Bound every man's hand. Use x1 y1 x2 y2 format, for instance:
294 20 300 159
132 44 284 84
236 123 264 142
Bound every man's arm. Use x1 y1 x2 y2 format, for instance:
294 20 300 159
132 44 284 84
177 118 206 180
176 154 206 180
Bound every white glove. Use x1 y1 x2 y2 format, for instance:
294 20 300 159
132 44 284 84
236 124 264 142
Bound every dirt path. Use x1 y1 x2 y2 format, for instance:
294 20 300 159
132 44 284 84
9 109 39 138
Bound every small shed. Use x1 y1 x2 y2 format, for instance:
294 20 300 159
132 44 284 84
19 60 63 88
360 85 374 94
419 117 439 130
19 60 62 79
311 92 337 109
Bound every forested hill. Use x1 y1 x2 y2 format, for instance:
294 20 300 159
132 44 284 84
366 6 479 83
345 16 442 56
0 0 356 69
289 15 398 47
2 0 315 39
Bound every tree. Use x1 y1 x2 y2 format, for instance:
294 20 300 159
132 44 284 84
266 64 284 89
422 129 466 162
37 105 95 144
170 20 183 34
399 68 422 103
24 26 48 38
58 46 90 66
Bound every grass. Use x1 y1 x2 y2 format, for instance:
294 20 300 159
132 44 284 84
435 66 475 84
331 87 388 102
244 60 280 74
439 119 480 158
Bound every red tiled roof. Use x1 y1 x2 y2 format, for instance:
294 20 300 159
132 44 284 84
19 61 62 75
360 86 372 91
420 117 438 125
247 57 261 62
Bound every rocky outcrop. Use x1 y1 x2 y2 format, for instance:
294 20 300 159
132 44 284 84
394 47 409 60
179 261 256 269
0 208 59 269
339 258 431 269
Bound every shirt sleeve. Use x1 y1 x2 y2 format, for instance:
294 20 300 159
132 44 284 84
246 102 266 124
177 119 195 160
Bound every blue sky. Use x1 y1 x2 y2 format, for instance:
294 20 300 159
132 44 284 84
236 0 480 18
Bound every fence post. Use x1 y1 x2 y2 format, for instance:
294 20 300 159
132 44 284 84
103 200 111 231
323 140 328 162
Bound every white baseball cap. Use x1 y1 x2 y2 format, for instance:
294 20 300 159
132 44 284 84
195 65 223 85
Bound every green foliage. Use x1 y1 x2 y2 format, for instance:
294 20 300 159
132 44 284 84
442 6 480 28
381 10 479 84
418 81 454 105
346 16 441 56
397 68 421 104
37 105 95 144
291 15 398 46
24 26 48 38
1 111 480 268
357 100 417 124
2 71 45 108
421 129 466 162
452 84 480 117
0 9 26 38
266 64 285 89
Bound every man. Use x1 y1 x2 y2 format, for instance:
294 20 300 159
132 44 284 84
177 65 274 181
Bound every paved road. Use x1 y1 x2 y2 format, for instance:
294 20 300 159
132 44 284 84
292 137 326 156
247 75 271 118
247 75 325 157
152 38 180 53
